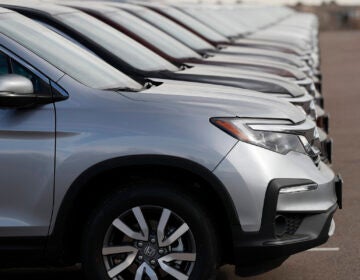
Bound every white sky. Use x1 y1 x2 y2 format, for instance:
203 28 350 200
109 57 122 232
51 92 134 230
241 0 360 4
162 0 360 5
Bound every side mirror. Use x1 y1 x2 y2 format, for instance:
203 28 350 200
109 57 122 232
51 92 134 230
0 74 37 108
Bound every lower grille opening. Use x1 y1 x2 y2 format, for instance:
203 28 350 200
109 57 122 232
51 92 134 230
274 214 304 237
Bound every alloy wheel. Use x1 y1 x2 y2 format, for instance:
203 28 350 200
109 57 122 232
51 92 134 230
102 205 197 280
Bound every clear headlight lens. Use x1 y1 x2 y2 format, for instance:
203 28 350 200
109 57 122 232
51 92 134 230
211 118 306 155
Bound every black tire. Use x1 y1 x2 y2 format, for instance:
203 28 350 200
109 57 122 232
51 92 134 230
81 180 219 280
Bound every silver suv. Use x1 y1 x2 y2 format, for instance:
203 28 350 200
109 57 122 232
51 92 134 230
0 8 341 280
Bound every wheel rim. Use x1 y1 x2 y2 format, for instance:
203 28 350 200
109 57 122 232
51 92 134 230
102 205 197 280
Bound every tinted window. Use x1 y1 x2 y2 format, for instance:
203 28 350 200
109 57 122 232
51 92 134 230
131 9 214 51
93 10 201 59
182 8 243 37
159 7 227 43
0 52 10 75
0 12 142 90
56 12 178 72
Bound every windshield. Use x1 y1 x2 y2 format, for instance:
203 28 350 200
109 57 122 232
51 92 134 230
57 12 178 72
0 12 142 90
158 7 228 43
131 8 214 51
182 8 243 38
100 10 201 60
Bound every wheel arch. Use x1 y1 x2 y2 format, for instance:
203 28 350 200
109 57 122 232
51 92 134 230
46 155 240 263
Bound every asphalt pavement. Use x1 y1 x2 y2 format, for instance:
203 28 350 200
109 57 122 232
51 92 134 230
1 31 359 280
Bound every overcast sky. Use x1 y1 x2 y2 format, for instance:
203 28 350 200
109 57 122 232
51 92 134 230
80 0 360 5
160 0 360 5
241 0 360 4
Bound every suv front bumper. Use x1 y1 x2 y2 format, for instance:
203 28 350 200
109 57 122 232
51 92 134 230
213 141 342 276
231 175 342 277
232 204 337 276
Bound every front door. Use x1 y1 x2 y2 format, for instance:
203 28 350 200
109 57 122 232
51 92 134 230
0 51 55 237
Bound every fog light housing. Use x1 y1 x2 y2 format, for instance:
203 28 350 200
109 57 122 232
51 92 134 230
274 215 287 237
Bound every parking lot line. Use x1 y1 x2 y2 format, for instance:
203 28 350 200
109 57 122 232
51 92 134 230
307 247 340 252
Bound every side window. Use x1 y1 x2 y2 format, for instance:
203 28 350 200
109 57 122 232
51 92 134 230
0 51 51 96
0 52 10 74
11 59 50 95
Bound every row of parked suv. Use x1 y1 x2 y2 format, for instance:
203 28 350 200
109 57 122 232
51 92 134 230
0 1 342 279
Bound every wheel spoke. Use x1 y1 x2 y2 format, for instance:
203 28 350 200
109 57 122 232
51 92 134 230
158 253 196 280
158 259 190 280
159 253 196 262
132 207 150 240
157 208 171 245
112 207 149 241
102 245 137 256
159 223 189 247
135 263 159 280
106 247 138 278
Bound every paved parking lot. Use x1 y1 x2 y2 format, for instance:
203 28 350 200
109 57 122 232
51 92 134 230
0 31 359 280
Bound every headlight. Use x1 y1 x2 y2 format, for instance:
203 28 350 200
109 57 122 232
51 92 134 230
211 118 306 155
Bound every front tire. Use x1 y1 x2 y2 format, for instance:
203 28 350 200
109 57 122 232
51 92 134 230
81 181 218 280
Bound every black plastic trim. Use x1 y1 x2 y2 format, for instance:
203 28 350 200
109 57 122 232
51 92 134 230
261 178 316 235
233 204 337 276
231 178 316 253
0 237 48 266
230 178 339 276
335 174 343 209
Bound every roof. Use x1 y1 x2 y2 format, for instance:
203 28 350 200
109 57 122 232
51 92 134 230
0 6 14 14
0 1 78 16
62 1 119 13
108 2 147 12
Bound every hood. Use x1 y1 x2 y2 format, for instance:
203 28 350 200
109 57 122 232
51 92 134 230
213 47 306 68
121 79 306 123
233 38 309 56
204 55 307 80
179 64 306 97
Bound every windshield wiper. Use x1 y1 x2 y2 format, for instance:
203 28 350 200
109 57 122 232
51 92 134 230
106 87 140 92
202 53 215 59
142 80 163 90
144 81 154 89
